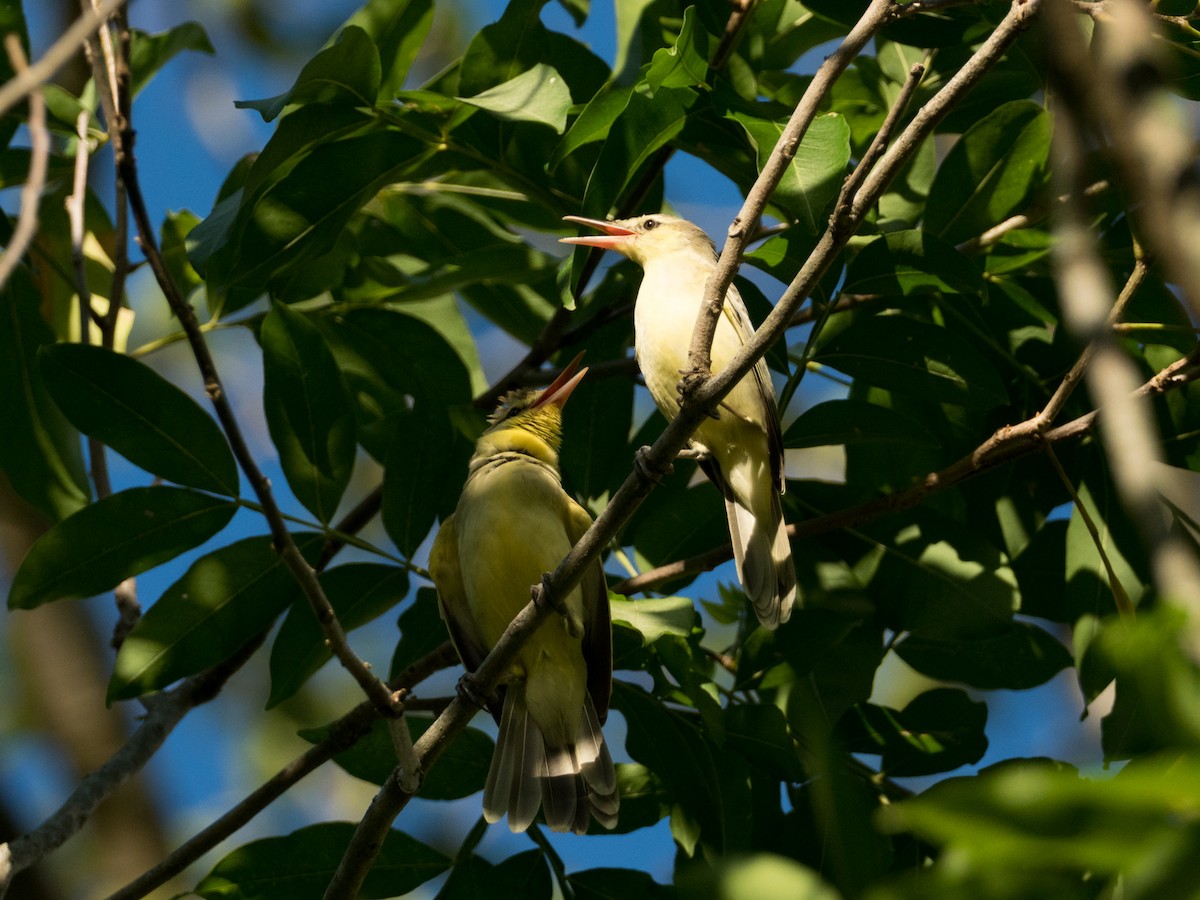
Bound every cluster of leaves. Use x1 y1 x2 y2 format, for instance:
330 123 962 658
6 0 1200 897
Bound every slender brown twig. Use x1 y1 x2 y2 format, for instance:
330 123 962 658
0 36 49 293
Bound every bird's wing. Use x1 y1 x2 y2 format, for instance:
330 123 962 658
566 499 613 724
721 282 786 491
429 513 489 674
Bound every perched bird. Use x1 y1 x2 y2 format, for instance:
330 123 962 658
429 357 618 834
561 214 796 629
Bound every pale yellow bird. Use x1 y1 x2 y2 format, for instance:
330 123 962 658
562 214 796 629
429 358 618 834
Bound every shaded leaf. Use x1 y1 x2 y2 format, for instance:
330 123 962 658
390 587 451 678
439 849 552 900
336 0 435 102
815 314 1009 409
261 303 356 523
571 868 677 900
0 269 89 519
8 487 235 610
194 822 448 899
895 621 1072 690
300 715 493 800
129 22 214 98
839 688 988 777
109 534 321 701
39 343 238 496
268 563 408 707
783 398 939 450
842 230 986 298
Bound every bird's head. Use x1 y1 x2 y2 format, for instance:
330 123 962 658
475 353 588 467
560 214 716 268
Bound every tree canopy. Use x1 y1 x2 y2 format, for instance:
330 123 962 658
4 0 1200 897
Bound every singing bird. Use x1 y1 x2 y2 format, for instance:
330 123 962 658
562 214 796 629
429 357 619 834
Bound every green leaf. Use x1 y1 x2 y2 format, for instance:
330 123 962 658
161 209 204 299
268 563 408 707
895 621 1073 690
558 329 635 501
645 7 710 93
925 99 1052 246
576 85 695 224
815 314 1009 409
39 343 238 496
0 269 89 519
458 63 572 132
614 680 753 853
129 23 214 98
261 303 356 523
335 0 434 102
842 230 986 298
300 715 493 800
550 84 633 170
109 533 321 702
629 476 728 574
609 596 696 644
728 111 850 233
194 821 449 899
725 703 804 782
206 129 427 314
235 25 381 122
382 403 458 558
440 849 553 900
8 487 235 610
783 398 939 450
839 688 989 776
390 587 451 678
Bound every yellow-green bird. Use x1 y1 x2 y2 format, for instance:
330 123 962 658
429 357 618 834
562 214 796 629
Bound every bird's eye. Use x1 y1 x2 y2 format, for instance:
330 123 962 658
642 218 657 231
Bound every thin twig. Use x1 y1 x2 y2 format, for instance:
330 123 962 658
0 36 49 294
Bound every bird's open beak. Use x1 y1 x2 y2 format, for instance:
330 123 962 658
534 351 588 409
560 215 638 250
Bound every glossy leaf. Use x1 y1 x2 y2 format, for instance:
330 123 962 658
337 0 434 101
129 23 214 98
609 596 696 645
109 533 321 702
8 487 235 610
235 25 380 122
194 822 448 899
39 343 238 496
895 622 1073 690
815 314 1009 409
268 563 408 707
925 100 1052 246
261 303 355 523
728 110 850 233
458 63 572 132
645 6 709 93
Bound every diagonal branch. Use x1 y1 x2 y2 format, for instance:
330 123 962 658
0 36 49 294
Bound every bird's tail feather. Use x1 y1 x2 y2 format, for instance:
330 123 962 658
483 685 619 834
724 489 796 630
